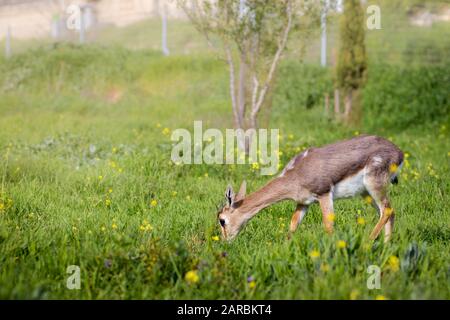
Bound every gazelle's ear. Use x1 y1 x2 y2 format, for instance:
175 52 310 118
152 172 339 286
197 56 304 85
225 184 234 206
234 180 247 202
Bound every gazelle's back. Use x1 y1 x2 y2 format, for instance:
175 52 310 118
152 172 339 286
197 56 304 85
283 135 404 195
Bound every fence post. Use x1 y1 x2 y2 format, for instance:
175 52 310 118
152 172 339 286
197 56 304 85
51 14 61 40
321 0 328 67
161 2 169 56
79 6 85 44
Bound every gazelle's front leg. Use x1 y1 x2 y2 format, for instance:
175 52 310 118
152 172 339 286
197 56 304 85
289 204 308 234
318 193 334 234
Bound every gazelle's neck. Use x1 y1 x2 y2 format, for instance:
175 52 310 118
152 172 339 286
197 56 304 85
239 177 292 219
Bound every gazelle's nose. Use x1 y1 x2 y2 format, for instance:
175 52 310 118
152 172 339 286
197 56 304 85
219 219 226 227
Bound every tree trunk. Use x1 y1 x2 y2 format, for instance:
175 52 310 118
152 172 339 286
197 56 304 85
349 89 362 126
324 93 330 117
334 89 340 118
237 54 247 127
344 90 353 124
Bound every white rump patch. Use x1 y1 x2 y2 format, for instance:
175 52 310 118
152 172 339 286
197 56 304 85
333 169 366 199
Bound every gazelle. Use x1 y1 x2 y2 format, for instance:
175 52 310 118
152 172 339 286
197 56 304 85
217 135 404 243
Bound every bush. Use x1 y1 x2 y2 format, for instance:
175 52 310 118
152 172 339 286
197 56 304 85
362 64 450 130
274 62 449 130
274 62 333 112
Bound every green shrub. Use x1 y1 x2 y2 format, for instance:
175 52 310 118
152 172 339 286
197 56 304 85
274 62 333 112
362 64 450 130
274 62 449 130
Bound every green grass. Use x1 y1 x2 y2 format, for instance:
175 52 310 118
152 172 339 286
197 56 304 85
0 45 449 300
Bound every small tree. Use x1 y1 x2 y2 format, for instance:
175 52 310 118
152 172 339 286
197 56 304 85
178 0 322 133
336 0 367 124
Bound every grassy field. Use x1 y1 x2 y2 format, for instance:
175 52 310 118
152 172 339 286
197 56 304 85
0 44 449 299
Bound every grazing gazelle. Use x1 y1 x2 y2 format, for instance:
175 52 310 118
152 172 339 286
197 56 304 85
217 135 404 243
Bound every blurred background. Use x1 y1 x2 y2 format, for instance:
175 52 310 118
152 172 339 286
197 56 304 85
1 0 449 64
1 0 448 134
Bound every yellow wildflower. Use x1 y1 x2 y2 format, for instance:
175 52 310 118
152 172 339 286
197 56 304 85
162 128 170 136
112 223 118 230
248 281 256 289
252 162 260 170
375 295 387 300
337 240 347 249
105 199 111 207
365 196 373 204
211 235 220 241
98 175 103 180
384 207 394 217
139 219 152 232
357 217 366 225
150 199 158 207
309 250 320 259
350 289 359 300
389 163 398 173
185 270 199 284
388 255 400 272
327 213 335 222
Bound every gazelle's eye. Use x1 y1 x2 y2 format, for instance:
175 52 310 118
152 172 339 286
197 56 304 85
219 219 226 227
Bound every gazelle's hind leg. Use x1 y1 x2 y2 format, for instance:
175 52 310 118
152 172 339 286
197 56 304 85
364 173 395 242
318 193 334 234
384 213 395 242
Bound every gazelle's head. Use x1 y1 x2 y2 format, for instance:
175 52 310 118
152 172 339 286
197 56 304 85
217 181 247 241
